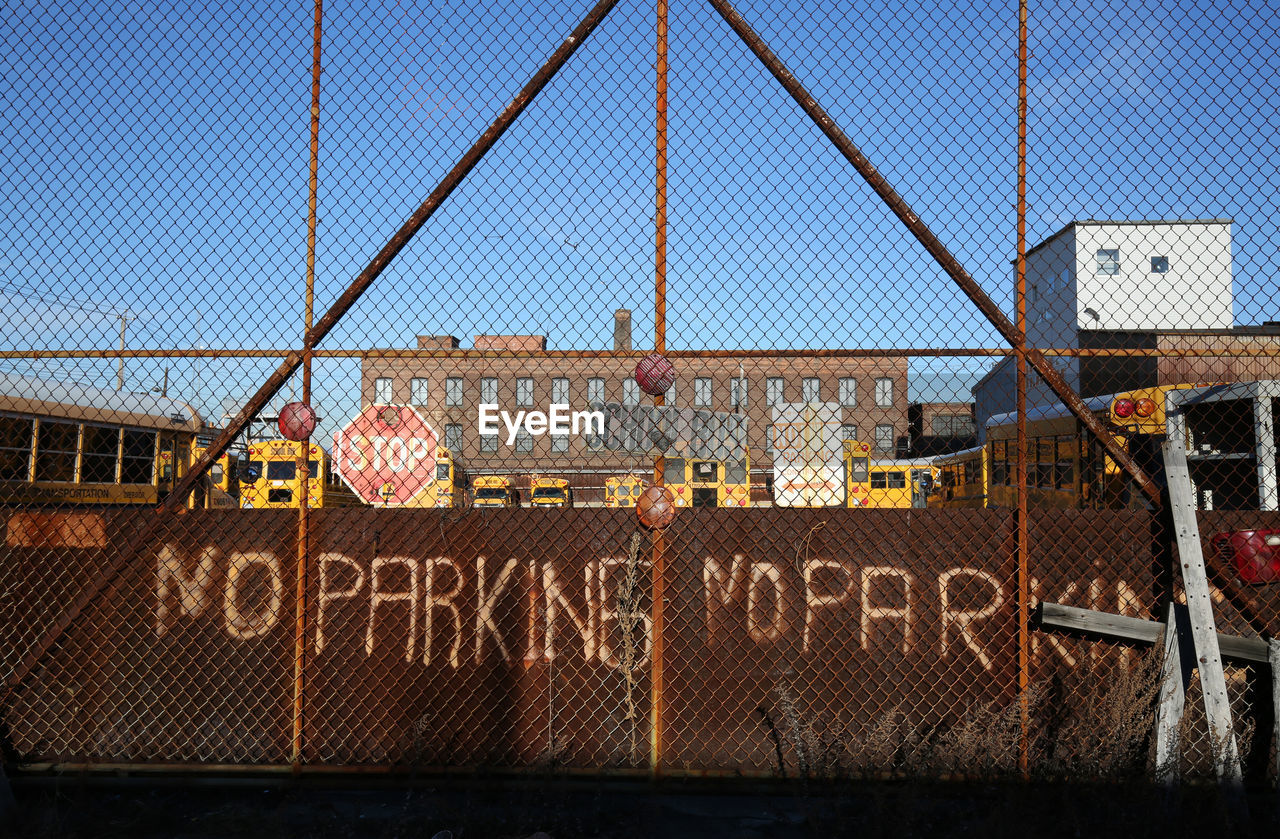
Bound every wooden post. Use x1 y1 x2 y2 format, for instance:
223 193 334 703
1270 639 1280 789
1162 439 1242 786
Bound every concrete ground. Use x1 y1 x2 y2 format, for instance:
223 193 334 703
5 774 1278 838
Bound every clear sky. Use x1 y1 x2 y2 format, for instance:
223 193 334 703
2 0 1278 434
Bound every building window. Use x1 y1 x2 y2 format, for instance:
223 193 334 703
875 377 894 407
931 415 974 436
551 377 569 405
874 424 894 452
480 377 498 405
1096 248 1119 275
802 377 820 402
587 377 605 405
1151 255 1169 273
838 377 857 407
765 425 774 453
839 423 858 443
445 377 463 407
515 429 533 453
551 429 568 453
623 378 641 406
694 378 711 407
480 432 498 453
373 377 393 404
444 423 462 452
516 377 534 407
409 378 429 406
766 377 784 406
731 377 747 409
664 378 676 405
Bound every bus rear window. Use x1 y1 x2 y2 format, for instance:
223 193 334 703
848 457 869 483
436 463 450 481
267 461 296 481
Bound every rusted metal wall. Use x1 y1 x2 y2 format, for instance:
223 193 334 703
12 506 1264 774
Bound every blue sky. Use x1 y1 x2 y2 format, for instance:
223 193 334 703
2 0 1278 431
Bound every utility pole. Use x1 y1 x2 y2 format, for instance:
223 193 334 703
115 313 132 391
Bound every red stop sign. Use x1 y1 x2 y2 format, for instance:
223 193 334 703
332 405 439 506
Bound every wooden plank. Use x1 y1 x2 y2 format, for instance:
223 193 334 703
1163 438 1243 785
1035 602 1270 664
1155 603 1192 784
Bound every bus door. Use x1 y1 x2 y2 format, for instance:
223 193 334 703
691 459 718 507
911 469 931 508
157 432 184 503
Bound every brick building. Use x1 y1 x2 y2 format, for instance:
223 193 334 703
359 310 909 502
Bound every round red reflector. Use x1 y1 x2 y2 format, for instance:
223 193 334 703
1113 398 1135 419
1134 398 1156 418
278 402 318 441
634 353 676 396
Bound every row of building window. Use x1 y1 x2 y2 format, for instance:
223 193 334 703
431 421 898 455
1096 249 1169 275
373 375 897 410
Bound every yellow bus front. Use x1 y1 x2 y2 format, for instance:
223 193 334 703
240 440 324 509
473 476 515 508
530 477 571 508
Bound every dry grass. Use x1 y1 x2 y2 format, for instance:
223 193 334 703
758 645 1238 782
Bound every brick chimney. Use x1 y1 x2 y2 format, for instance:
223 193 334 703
613 309 632 352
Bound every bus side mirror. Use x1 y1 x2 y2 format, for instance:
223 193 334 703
240 464 261 483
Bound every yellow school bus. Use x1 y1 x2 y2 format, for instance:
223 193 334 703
530 475 572 508
663 450 751 508
239 439 360 508
473 475 519 508
401 447 466 508
864 459 936 509
190 444 240 509
843 439 872 507
929 445 989 509
0 372 203 506
605 474 647 508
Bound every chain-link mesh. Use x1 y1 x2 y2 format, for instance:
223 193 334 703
2 0 1278 783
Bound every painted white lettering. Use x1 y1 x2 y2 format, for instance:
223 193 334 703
154 543 219 636
315 553 365 655
222 552 283 641
366 556 419 661
860 566 914 653
475 555 519 664
424 557 462 668
802 558 855 654
542 562 591 660
938 568 1005 670
747 562 786 643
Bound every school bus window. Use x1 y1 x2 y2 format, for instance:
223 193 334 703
307 460 319 478
987 440 1002 486
0 416 33 481
82 425 120 482
1056 436 1075 489
436 462 450 481
268 488 293 503
693 461 718 482
664 458 685 484
121 430 155 483
36 420 78 482
267 461 295 481
848 457 868 483
210 462 224 484
725 458 746 484
870 472 887 489
887 470 907 489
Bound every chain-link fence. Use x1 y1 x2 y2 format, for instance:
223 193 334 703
2 0 1278 783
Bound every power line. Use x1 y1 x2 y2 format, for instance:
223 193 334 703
0 279 130 320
